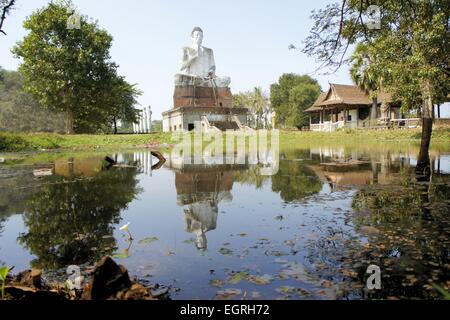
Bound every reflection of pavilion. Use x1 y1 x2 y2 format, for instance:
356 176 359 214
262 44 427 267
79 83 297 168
166 155 247 250
307 147 420 190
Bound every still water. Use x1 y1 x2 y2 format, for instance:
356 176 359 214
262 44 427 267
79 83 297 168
0 144 449 300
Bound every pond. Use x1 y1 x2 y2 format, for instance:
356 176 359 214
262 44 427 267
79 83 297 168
0 143 449 300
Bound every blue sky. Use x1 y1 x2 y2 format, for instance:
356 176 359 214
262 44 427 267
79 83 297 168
1 0 447 119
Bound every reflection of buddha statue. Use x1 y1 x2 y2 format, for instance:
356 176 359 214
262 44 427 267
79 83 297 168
175 170 233 250
175 27 231 88
184 201 218 251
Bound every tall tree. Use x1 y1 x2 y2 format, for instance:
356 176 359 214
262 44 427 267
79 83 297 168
106 76 142 134
270 74 321 129
0 0 15 35
302 0 450 173
12 1 118 134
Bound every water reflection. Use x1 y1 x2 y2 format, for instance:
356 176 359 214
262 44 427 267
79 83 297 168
3 155 142 269
0 146 449 299
166 155 247 251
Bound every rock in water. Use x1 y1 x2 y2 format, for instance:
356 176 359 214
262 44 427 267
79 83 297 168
82 256 132 300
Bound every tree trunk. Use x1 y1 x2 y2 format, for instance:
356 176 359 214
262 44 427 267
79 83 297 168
67 110 74 134
437 104 440 119
416 82 434 175
371 97 378 126
113 117 118 134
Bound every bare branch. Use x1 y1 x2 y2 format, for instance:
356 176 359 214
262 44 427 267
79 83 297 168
0 0 16 35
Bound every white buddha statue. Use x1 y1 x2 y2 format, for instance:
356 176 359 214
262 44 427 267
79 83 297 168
175 27 231 88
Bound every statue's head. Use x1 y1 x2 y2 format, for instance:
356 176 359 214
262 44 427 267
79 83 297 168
191 27 203 46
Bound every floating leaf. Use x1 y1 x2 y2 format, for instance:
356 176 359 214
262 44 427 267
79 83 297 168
216 288 242 300
139 237 159 245
227 271 250 284
279 262 314 283
247 274 273 285
219 248 233 256
274 258 289 264
265 250 289 257
112 254 128 259
238 233 248 237
183 238 195 244
276 286 296 295
210 279 224 287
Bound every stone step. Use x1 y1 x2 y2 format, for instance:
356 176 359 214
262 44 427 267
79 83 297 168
209 121 240 131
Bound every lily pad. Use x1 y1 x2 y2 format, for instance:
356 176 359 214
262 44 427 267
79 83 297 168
112 253 128 259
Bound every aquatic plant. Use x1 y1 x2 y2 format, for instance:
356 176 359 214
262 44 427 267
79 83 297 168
0 266 11 300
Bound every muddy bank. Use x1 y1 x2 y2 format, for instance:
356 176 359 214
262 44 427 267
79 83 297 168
2 257 168 301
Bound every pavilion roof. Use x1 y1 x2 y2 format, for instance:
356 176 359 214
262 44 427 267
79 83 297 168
306 84 394 112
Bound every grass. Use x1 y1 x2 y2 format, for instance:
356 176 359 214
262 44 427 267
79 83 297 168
0 132 174 152
0 126 449 153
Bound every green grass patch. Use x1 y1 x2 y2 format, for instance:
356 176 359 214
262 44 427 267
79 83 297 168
0 132 174 152
0 126 449 153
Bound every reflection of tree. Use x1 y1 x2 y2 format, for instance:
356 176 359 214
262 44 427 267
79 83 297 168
18 167 142 270
350 172 450 299
233 166 270 189
271 151 322 202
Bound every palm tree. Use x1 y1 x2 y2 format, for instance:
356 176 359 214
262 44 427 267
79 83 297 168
250 87 269 129
350 44 382 125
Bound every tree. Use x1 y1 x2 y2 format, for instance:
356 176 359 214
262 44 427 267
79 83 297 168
106 76 142 134
0 67 66 133
12 1 119 134
0 0 15 35
270 74 321 129
350 44 382 123
302 0 450 173
233 87 270 129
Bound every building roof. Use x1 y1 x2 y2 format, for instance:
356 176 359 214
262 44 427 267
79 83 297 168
306 83 394 112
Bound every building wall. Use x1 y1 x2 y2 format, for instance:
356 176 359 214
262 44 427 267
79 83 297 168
163 109 248 132
163 111 183 132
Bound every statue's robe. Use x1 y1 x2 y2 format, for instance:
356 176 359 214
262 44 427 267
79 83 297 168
175 46 231 88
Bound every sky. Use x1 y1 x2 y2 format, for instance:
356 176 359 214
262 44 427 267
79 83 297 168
0 0 448 119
